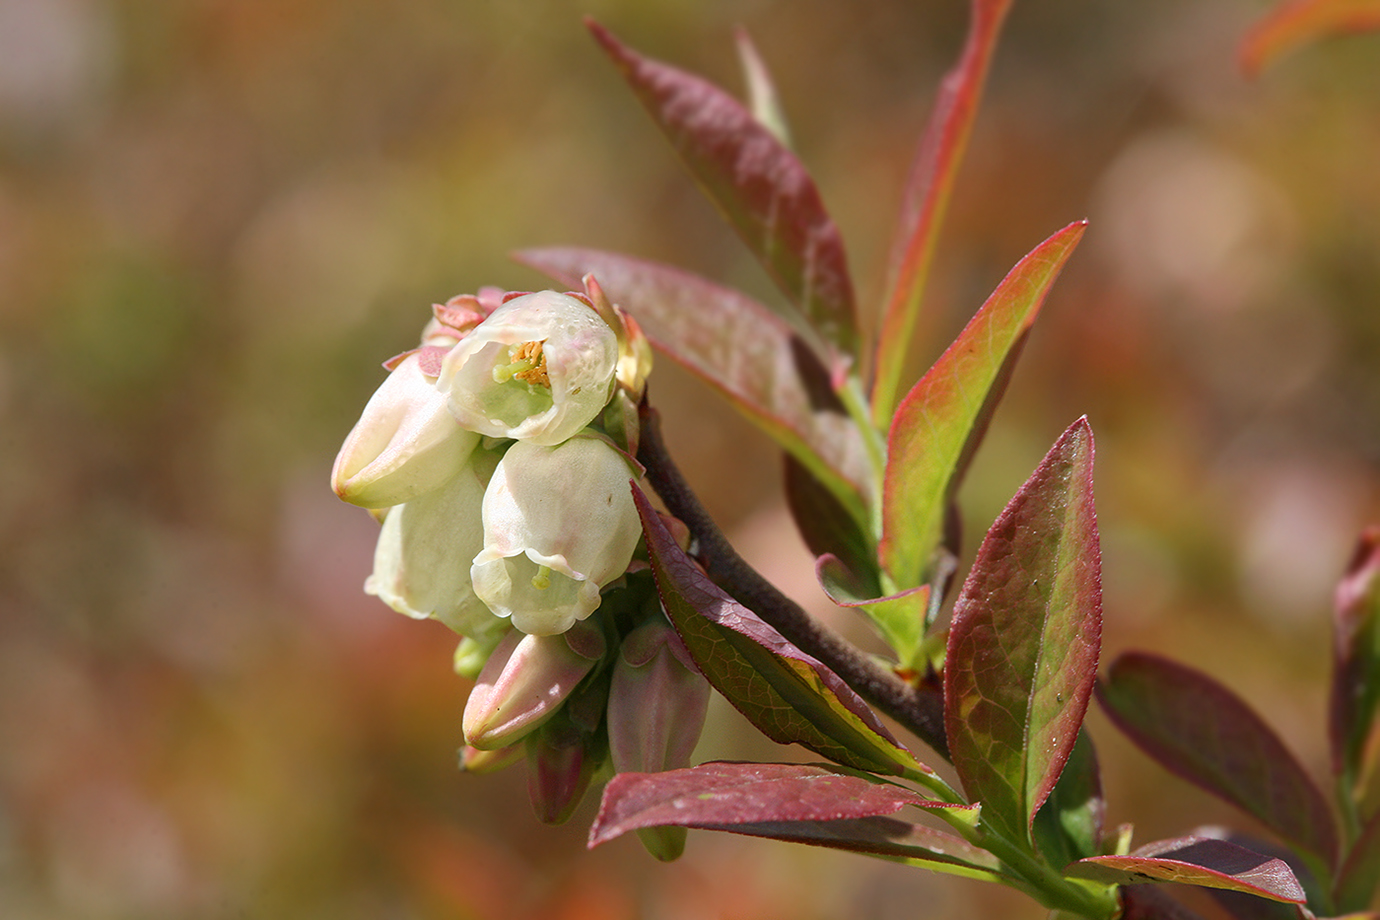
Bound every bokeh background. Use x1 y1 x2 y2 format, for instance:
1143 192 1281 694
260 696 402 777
2 0 1379 917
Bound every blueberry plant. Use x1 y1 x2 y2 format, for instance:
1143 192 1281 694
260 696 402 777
333 1 1380 916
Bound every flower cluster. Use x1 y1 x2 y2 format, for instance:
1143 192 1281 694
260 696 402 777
332 280 707 849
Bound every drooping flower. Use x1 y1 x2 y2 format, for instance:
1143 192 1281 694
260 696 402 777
332 351 479 509
365 446 504 639
471 437 642 636
437 291 618 446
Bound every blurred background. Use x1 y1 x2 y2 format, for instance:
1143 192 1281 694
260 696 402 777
1 0 1378 917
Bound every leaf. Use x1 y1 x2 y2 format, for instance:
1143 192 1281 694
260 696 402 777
1032 729 1105 869
1119 885 1216 920
590 761 972 838
1239 0 1380 78
1336 806 1380 911
515 248 870 529
871 0 1015 425
734 28 792 148
1068 836 1307 905
634 488 926 777
880 220 1086 591
587 20 858 367
1097 652 1337 868
943 417 1103 845
1330 526 1380 789
784 454 876 595
816 554 930 670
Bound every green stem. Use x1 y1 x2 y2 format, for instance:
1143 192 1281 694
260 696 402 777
836 372 888 539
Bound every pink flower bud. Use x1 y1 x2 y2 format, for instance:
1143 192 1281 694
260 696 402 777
332 352 479 508
462 623 604 751
471 438 643 636
437 291 618 446
525 718 599 826
607 621 710 776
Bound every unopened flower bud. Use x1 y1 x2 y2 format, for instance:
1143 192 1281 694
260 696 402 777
607 620 708 862
364 450 501 638
471 438 643 636
525 716 600 826
437 291 618 446
332 352 479 508
462 623 604 751
459 742 524 775
608 621 710 776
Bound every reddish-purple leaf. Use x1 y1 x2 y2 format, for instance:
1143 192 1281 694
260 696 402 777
591 762 996 876
871 0 1015 424
1069 836 1307 904
1119 886 1215 920
881 220 1086 592
1330 526 1380 786
1097 652 1337 868
1240 0 1380 77
1336 806 1380 911
944 417 1102 845
634 488 926 777
515 248 869 528
587 20 858 367
784 455 876 596
591 762 957 840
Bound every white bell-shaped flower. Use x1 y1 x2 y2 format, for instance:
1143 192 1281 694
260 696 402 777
437 291 618 446
365 448 505 639
471 438 642 636
332 352 479 509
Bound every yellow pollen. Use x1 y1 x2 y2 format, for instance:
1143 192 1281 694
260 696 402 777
510 340 550 388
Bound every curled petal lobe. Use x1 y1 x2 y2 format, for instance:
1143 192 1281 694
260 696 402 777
438 291 619 446
472 438 643 636
332 352 480 508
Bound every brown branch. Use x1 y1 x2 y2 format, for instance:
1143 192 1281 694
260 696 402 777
636 401 949 760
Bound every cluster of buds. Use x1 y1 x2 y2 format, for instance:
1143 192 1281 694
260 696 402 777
331 279 708 852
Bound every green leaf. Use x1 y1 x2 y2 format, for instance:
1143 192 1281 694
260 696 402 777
1330 526 1380 793
880 220 1085 592
1097 652 1337 869
1068 836 1307 905
1032 729 1105 870
634 488 926 777
871 0 1015 425
944 417 1103 845
816 554 929 670
783 455 876 594
587 20 858 368
514 248 870 528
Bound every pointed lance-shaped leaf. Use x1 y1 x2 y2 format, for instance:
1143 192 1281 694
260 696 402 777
1097 652 1337 869
881 220 1086 592
944 417 1102 845
1330 526 1380 787
1239 0 1380 78
634 488 927 778
1068 836 1307 905
871 0 1015 425
587 20 858 369
591 762 998 879
515 248 870 529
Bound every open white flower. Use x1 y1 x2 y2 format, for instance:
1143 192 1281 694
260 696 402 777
365 448 505 639
332 352 479 509
471 437 642 636
437 291 618 446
